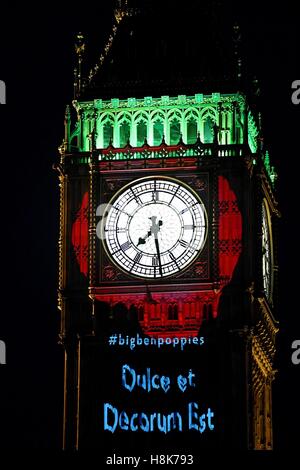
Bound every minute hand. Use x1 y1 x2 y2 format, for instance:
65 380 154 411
154 236 163 277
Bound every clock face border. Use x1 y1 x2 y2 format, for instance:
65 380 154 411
101 175 208 281
262 198 274 302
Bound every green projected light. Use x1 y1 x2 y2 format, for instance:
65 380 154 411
65 92 275 185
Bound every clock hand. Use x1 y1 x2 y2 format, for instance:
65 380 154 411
154 237 163 277
147 216 163 277
137 230 152 246
137 216 163 247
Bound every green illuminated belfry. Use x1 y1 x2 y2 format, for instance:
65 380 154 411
68 92 275 184
57 0 280 451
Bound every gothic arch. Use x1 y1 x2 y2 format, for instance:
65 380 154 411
132 110 148 123
201 107 217 144
99 112 115 125
115 112 132 147
200 107 217 121
184 109 200 144
166 108 182 120
150 109 165 122
116 111 132 125
169 116 181 145
132 111 149 146
101 116 115 148
151 112 165 146
183 107 200 121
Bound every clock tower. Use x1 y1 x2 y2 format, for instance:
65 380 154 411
55 1 280 450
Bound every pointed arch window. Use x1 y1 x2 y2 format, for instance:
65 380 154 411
119 121 131 147
184 302 196 319
170 119 181 145
136 120 147 147
204 116 214 143
103 121 114 148
153 120 164 146
168 304 178 321
186 117 197 144
173 304 178 320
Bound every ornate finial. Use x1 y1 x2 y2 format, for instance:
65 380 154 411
270 166 278 185
74 32 86 99
65 104 71 119
114 0 128 23
114 0 139 22
58 141 66 156
64 105 71 151
75 32 85 57
258 112 262 129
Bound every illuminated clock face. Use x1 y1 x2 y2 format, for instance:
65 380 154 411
103 177 207 278
262 201 272 300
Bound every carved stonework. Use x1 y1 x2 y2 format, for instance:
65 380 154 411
192 177 207 191
95 289 221 338
103 178 127 195
193 261 208 278
103 265 119 281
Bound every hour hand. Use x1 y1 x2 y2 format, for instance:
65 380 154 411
137 230 152 246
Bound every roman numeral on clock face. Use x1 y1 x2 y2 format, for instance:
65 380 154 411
152 191 159 202
130 188 143 206
120 241 131 252
180 207 190 214
180 203 197 214
152 256 158 266
169 252 180 269
179 239 189 248
133 252 142 263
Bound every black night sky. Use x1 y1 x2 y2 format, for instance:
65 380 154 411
0 0 299 452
